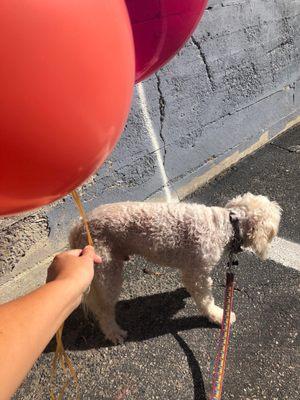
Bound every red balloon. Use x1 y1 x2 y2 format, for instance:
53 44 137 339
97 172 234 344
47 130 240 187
126 0 208 82
0 1 134 216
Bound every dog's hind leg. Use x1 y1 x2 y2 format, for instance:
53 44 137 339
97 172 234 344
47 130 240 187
181 268 236 326
85 259 127 345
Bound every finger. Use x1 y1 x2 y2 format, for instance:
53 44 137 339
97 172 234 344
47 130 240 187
93 254 102 264
82 245 102 264
81 245 94 257
63 249 83 257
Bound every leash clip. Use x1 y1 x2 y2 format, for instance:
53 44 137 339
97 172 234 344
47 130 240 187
227 252 239 273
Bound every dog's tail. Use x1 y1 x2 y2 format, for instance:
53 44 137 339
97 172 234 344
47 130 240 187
68 221 85 249
69 220 113 266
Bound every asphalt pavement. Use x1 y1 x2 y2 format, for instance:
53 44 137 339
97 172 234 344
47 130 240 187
14 125 300 400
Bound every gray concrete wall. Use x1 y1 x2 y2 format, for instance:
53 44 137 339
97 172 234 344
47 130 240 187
1 0 299 301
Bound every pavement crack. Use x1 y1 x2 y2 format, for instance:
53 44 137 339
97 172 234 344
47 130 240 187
219 284 255 302
155 72 167 165
270 143 300 153
191 36 214 90
235 287 255 302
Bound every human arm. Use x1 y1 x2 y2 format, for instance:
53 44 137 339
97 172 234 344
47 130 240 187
0 246 101 399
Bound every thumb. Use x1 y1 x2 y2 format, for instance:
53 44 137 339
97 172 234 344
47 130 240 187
82 245 94 258
82 245 102 264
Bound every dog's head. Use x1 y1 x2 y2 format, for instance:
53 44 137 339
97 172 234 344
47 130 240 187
226 193 282 259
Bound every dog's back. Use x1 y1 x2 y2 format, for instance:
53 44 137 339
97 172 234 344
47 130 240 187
69 201 228 268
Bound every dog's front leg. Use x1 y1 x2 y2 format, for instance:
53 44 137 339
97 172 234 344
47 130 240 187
181 269 236 326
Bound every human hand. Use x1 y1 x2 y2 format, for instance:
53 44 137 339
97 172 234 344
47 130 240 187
47 246 102 302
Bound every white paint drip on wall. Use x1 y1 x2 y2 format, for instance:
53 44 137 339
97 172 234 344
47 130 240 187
137 82 173 203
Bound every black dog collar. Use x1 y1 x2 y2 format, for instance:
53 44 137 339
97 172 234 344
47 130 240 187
229 211 243 254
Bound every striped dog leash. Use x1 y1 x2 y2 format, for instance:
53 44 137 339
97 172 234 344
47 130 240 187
209 211 243 399
209 271 235 400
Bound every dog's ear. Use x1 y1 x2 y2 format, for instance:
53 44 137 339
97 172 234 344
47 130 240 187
246 201 281 259
247 214 270 259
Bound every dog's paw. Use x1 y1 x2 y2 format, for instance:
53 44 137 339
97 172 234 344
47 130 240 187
105 327 128 345
207 305 236 326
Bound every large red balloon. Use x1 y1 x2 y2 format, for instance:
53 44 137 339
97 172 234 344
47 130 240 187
126 0 208 82
0 1 134 216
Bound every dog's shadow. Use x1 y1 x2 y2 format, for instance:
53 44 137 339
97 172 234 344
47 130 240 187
46 288 216 352
46 288 210 400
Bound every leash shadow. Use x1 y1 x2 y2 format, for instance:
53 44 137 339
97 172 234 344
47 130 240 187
173 333 207 400
45 287 216 352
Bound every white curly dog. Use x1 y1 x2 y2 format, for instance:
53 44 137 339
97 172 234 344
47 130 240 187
69 193 281 344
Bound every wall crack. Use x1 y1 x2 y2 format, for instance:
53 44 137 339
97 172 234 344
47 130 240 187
191 36 214 90
203 86 287 129
155 72 167 165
